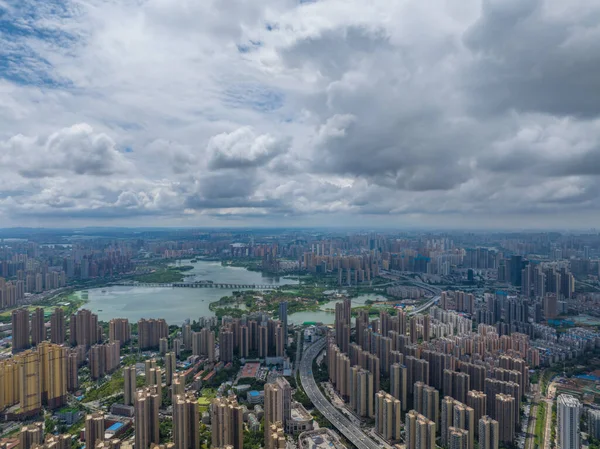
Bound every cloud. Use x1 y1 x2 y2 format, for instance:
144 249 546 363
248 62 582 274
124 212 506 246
0 124 131 178
1 0 600 228
207 127 289 170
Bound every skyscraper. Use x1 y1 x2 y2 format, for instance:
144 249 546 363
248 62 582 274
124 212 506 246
278 301 288 347
70 309 101 348
335 298 351 353
266 422 286 449
19 424 43 449
67 351 79 392
264 382 284 443
109 318 131 344
135 387 161 449
85 412 105 447
38 342 68 408
12 308 30 353
165 352 176 386
172 393 199 449
50 308 66 344
18 350 41 416
478 416 499 449
405 410 436 449
375 391 401 441
159 337 169 355
467 390 487 428
137 318 168 350
211 396 243 449
557 394 581 449
414 382 439 426
221 329 234 363
448 427 469 449
124 365 137 406
239 325 249 358
390 362 408 410
494 394 515 444
31 308 46 347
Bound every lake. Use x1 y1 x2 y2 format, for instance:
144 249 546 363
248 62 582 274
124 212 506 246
81 259 297 324
81 260 391 326
288 293 389 325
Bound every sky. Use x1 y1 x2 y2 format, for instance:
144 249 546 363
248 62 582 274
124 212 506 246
1 0 600 229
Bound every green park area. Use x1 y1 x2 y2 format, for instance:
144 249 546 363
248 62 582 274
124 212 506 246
0 290 87 323
130 265 194 283
198 388 217 412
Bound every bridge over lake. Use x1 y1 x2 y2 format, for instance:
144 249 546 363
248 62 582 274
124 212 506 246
113 281 277 290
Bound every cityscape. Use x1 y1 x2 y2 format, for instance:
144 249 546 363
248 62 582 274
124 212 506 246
0 229 600 449
2 0 600 449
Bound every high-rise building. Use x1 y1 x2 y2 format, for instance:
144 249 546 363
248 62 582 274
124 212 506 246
18 349 41 416
109 318 131 344
211 396 243 449
165 352 176 386
19 424 43 449
335 298 351 353
137 319 168 350
38 342 68 408
414 382 439 426
275 325 285 357
159 337 168 355
221 329 234 363
135 387 161 449
172 373 185 399
588 409 600 440
264 382 284 443
67 351 79 392
275 377 292 431
40 434 72 449
443 369 470 404
479 416 499 449
70 309 101 348
172 393 199 449
375 391 401 441
266 422 286 449
467 390 487 428
50 308 66 344
144 360 162 406
448 427 469 449
543 294 558 320
258 325 268 358
124 365 137 406
557 394 581 449
453 402 475 449
494 394 515 444
390 363 408 410
31 308 46 347
12 308 30 353
85 412 105 447
405 410 436 449
278 302 288 347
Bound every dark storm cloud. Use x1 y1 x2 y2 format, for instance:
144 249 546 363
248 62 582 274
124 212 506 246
462 0 600 118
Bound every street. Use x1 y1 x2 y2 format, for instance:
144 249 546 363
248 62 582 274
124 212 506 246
299 339 382 449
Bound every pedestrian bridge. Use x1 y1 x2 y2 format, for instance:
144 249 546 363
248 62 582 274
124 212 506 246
115 281 276 290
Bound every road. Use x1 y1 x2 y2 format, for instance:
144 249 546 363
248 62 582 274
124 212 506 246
543 379 558 449
298 288 438 449
300 339 382 449
524 394 539 449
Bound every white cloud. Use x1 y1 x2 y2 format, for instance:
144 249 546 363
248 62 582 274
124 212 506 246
1 0 600 227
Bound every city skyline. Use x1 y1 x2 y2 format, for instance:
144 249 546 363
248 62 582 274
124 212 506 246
1 1 600 228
